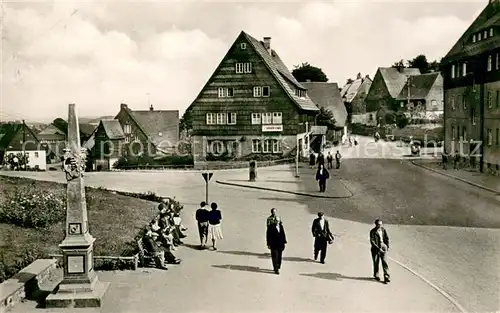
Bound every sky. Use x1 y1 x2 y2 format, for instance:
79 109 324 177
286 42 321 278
0 0 487 122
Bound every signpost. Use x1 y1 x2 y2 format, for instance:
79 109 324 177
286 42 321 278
202 172 213 204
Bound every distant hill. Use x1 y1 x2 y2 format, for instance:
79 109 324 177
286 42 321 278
80 116 115 124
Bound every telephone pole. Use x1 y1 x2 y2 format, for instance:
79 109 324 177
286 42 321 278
22 119 26 170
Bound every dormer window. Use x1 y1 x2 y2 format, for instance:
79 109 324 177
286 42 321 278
295 89 306 98
473 34 476 43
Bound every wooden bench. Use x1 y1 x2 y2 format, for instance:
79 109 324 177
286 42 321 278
137 238 156 268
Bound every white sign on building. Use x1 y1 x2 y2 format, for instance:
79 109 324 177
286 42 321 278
262 125 283 132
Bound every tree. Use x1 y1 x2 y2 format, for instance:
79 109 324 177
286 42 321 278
52 118 68 134
179 108 193 137
292 62 328 82
392 59 406 68
395 111 409 129
316 107 336 130
391 55 440 74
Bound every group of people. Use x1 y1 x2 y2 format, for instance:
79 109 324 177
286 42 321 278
310 150 342 193
195 201 223 250
141 199 188 270
265 209 391 283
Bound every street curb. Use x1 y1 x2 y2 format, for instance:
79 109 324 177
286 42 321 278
215 180 353 199
410 161 500 195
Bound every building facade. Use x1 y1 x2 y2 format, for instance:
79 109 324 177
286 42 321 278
90 120 125 170
442 0 500 172
0 123 48 170
187 31 319 167
341 74 372 116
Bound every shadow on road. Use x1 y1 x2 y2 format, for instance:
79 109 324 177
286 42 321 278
301 272 379 282
212 264 275 274
217 250 316 263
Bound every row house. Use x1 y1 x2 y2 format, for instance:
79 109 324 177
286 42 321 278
187 31 320 167
441 0 500 172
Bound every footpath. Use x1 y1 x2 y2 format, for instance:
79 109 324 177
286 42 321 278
216 164 353 198
412 159 500 194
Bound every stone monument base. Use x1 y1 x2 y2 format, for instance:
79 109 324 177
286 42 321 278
45 280 109 308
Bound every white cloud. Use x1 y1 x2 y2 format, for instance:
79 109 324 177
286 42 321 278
0 1 485 121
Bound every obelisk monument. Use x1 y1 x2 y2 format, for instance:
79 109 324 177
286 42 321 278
46 104 109 308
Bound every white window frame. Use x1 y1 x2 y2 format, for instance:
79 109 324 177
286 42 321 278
487 129 492 146
463 96 467 110
235 63 244 73
252 139 261 153
488 91 493 108
473 34 476 43
262 113 272 125
488 55 492 72
251 113 261 125
240 43 247 49
227 113 237 125
451 126 455 140
216 113 227 125
253 87 262 97
263 139 271 153
134 135 139 142
272 112 282 124
451 64 456 78
125 136 130 143
262 86 270 97
431 100 437 106
206 113 216 125
490 28 494 37
124 123 131 134
243 63 252 73
478 32 482 40
272 139 281 153
218 87 234 97
484 30 488 38
462 63 467 76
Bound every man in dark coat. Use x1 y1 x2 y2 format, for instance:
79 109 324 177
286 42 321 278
266 216 287 274
195 201 209 248
335 150 342 169
316 152 325 167
309 153 316 168
311 212 333 264
370 219 390 283
315 164 330 192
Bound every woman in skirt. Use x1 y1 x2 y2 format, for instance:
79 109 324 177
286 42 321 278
207 202 223 250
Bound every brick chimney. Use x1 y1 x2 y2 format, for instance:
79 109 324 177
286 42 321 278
365 74 370 79
356 73 362 79
263 37 271 54
149 104 154 111
120 103 128 110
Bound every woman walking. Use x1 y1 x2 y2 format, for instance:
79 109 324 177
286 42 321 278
208 202 223 250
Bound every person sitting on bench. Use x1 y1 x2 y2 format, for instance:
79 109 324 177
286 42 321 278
142 230 168 270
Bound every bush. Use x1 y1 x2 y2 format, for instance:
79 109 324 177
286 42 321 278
395 112 409 129
235 153 285 162
154 155 193 166
0 249 44 283
0 186 65 228
351 123 376 136
206 152 233 161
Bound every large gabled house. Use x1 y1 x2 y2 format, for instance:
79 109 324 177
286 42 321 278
341 73 372 116
395 72 444 119
187 31 320 167
441 0 500 172
0 123 48 170
115 103 179 156
90 119 125 171
366 67 421 112
300 82 348 144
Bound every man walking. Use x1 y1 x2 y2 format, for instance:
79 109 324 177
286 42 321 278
267 216 287 274
370 219 390 283
267 208 279 227
315 164 330 192
335 150 342 169
316 152 325 168
195 201 209 248
311 212 333 264
326 152 333 169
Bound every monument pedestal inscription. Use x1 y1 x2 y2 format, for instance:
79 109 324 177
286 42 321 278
46 104 109 308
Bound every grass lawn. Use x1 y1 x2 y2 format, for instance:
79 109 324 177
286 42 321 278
0 175 159 270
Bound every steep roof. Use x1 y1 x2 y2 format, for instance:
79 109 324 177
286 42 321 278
300 82 348 127
396 72 441 100
242 31 319 111
0 123 41 150
129 110 179 146
38 124 65 136
340 76 372 102
79 123 97 136
100 120 125 140
378 67 421 98
443 2 500 64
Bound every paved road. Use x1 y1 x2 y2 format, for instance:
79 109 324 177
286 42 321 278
3 159 499 312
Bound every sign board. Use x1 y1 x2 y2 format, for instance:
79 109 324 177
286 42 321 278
262 125 283 132
202 172 213 182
